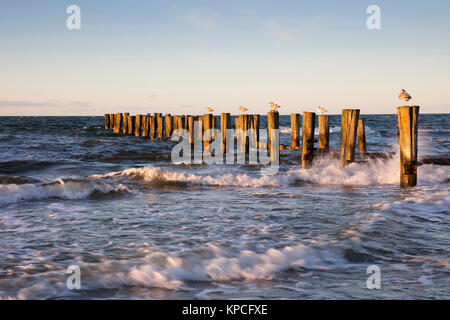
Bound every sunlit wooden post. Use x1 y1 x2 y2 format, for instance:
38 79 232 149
357 119 367 153
156 113 163 139
318 115 329 151
149 115 156 139
250 114 259 149
142 115 149 138
203 114 212 151
127 115 135 135
109 114 114 130
301 112 315 168
340 109 360 167
267 110 279 164
188 116 195 145
397 106 420 187
220 113 231 154
104 114 110 130
165 114 173 138
122 113 129 134
291 113 300 148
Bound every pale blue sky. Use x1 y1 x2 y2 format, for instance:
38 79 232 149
0 0 449 115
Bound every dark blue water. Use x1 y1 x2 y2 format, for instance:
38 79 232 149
0 114 449 299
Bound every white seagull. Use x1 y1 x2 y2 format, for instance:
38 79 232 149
269 101 280 111
399 89 412 102
238 106 249 113
206 107 214 113
317 106 327 114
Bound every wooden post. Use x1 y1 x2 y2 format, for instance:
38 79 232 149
250 114 260 149
357 119 367 153
122 113 129 134
203 114 212 151
149 115 156 139
267 111 279 164
397 106 419 187
340 109 360 167
220 113 231 154
165 114 173 137
291 113 300 149
114 113 122 133
127 116 135 135
134 115 142 137
211 116 217 140
235 116 241 151
142 115 149 137
156 113 164 139
301 112 316 169
173 116 179 132
109 114 115 130
188 116 195 145
104 114 110 130
239 114 250 154
318 115 329 151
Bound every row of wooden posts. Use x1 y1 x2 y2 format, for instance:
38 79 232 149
104 106 419 187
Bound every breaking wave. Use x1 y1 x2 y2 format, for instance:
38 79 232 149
0 179 132 204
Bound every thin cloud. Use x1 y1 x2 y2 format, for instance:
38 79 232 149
0 99 92 108
181 8 217 31
264 20 297 42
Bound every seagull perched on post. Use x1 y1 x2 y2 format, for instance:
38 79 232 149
269 101 280 111
317 106 327 114
238 106 248 113
398 89 412 102
206 107 214 113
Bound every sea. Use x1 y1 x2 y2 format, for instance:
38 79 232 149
0 114 449 299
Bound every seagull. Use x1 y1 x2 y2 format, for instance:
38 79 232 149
238 106 248 113
206 107 214 113
269 101 280 111
317 106 327 114
399 89 412 102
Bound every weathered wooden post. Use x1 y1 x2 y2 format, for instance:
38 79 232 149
220 113 231 154
122 113 129 134
165 114 173 137
250 114 260 149
149 115 156 139
267 110 279 164
127 116 135 135
203 114 212 151
156 113 164 139
357 119 367 153
237 114 249 154
109 114 115 130
318 115 329 151
397 106 419 187
301 112 316 168
104 114 110 130
340 109 360 167
114 113 122 133
291 113 300 148
211 116 217 140
142 115 149 137
134 115 142 136
188 116 195 145
173 116 179 132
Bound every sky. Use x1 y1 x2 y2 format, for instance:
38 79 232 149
0 0 449 115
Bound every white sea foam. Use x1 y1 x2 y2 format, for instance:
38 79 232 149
91 154 449 188
0 179 131 204
0 242 347 299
